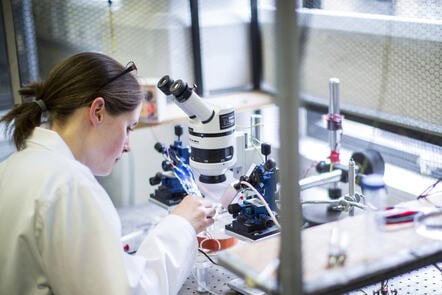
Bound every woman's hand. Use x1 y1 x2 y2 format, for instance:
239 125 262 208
171 195 216 234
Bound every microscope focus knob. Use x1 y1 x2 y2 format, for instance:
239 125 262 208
227 203 242 216
162 160 173 171
149 172 163 186
261 143 271 157
174 125 183 138
154 142 166 154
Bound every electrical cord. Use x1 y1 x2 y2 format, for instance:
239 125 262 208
198 249 218 265
433 262 442 273
193 247 222 295
417 178 441 200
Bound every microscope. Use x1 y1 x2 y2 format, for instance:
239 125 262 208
155 76 280 241
150 74 237 208
157 75 237 184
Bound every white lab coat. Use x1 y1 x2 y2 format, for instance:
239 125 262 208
0 127 197 295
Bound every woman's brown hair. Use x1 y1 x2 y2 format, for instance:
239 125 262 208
0 52 142 150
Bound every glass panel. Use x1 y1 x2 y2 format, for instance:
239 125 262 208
297 0 442 139
258 0 277 93
0 4 14 110
260 1 441 172
199 0 252 95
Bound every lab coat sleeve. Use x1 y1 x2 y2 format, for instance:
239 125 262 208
37 182 133 295
131 214 198 295
37 177 197 295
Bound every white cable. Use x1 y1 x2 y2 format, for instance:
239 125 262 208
240 180 281 229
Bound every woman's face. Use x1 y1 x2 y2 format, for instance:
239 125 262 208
91 103 142 176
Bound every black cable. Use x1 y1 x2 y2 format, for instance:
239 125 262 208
417 178 441 200
433 262 442 273
198 248 218 265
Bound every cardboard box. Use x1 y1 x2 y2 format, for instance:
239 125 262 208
138 78 174 123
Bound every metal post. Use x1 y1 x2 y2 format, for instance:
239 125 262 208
250 0 262 90
276 1 303 294
189 0 204 96
1 0 21 105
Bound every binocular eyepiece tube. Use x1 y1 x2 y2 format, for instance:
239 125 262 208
157 75 214 123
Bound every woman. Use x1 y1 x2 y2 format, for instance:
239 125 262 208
0 52 215 294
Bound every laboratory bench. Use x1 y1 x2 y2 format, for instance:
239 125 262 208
118 194 442 295
217 193 442 295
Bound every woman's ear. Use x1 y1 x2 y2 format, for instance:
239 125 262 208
89 97 106 126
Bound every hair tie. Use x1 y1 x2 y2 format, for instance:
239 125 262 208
35 99 48 113
34 99 49 124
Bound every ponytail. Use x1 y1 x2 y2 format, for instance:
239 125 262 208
0 82 48 150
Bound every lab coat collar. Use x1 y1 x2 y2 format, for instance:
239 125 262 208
26 127 75 160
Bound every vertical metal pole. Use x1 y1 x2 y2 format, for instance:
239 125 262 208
328 78 340 156
250 114 262 146
250 0 262 90
348 158 356 216
1 0 21 105
328 78 341 197
189 0 204 96
276 1 303 294
16 0 39 84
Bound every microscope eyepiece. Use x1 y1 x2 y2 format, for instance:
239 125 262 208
170 80 193 103
170 79 184 93
157 75 174 95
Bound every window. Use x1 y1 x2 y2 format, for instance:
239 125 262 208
7 0 255 97
258 0 441 179
0 3 14 110
297 2 442 145
199 0 252 95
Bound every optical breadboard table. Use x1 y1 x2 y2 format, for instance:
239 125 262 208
217 194 442 294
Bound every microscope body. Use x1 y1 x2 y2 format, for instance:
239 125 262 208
157 75 237 184
187 104 236 184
